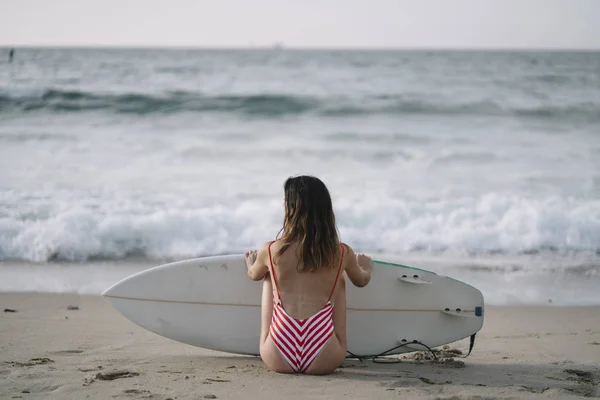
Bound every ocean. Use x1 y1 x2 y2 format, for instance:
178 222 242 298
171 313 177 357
1 48 599 305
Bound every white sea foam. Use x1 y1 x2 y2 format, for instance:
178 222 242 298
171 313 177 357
1 191 598 262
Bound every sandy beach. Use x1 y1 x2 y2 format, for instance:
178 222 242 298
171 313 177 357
0 293 598 399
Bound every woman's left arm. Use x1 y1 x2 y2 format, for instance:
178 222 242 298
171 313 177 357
245 242 271 281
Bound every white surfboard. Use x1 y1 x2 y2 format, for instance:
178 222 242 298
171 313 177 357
102 255 484 357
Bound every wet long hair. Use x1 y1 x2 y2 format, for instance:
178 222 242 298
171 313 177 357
275 175 340 272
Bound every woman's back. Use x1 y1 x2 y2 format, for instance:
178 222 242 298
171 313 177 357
268 240 343 320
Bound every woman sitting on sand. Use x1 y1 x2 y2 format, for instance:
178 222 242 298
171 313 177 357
245 175 373 375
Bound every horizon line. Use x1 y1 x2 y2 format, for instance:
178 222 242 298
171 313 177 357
1 44 600 52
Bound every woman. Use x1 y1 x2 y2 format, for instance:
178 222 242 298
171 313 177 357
245 175 373 375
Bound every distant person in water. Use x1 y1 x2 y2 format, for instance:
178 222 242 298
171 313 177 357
9 48 14 62
245 175 373 374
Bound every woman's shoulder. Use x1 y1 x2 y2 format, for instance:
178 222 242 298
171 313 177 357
340 242 355 254
253 241 278 263
258 239 278 248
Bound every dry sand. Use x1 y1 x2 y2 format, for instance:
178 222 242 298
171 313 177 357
1 293 599 399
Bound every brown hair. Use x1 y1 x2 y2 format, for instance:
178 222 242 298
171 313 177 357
275 175 340 272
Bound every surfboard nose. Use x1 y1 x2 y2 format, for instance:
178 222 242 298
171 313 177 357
101 277 129 298
101 284 116 298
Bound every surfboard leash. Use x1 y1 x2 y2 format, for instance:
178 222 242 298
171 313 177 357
345 333 476 364
462 333 476 358
346 340 437 364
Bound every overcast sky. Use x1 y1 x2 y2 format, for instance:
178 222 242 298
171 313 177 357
1 0 599 49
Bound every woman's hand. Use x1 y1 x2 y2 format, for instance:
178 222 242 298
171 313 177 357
245 249 258 269
246 246 269 281
356 253 372 271
343 244 372 287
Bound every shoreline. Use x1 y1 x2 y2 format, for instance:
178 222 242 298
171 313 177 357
1 293 599 399
3 255 600 307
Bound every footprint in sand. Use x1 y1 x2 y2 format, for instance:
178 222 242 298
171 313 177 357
5 358 54 367
123 389 151 396
96 370 140 381
51 350 84 355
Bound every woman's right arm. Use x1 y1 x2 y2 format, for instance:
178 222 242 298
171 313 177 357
342 243 372 287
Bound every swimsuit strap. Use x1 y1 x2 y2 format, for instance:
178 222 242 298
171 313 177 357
327 244 345 302
267 240 282 304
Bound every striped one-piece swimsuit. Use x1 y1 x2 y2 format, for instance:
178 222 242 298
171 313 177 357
267 242 344 373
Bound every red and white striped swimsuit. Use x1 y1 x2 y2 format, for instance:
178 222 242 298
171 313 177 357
267 242 345 373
